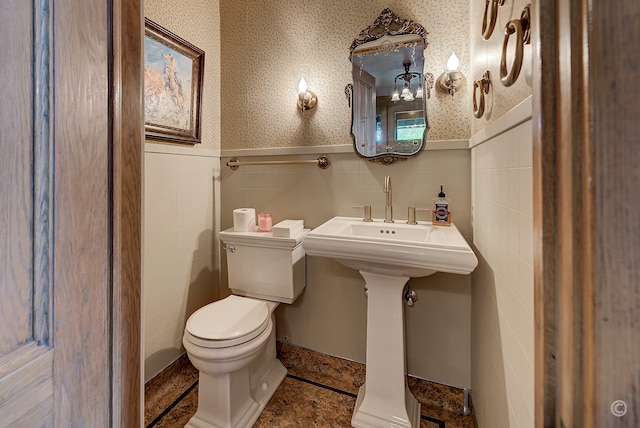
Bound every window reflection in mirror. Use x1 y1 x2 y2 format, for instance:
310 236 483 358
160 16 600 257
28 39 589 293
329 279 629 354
395 111 425 153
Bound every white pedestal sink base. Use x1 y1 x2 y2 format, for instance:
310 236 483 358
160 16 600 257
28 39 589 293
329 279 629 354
352 383 420 428
351 271 421 428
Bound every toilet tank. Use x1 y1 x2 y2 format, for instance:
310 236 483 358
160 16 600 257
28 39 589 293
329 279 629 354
219 228 309 304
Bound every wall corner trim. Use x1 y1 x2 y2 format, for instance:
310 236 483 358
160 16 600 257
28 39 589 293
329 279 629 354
469 96 532 149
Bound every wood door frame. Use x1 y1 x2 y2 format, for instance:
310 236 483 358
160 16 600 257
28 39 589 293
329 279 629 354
47 0 142 425
533 0 593 424
532 0 559 421
110 0 143 425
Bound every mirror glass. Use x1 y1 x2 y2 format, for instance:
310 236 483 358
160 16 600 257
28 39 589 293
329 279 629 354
348 10 432 164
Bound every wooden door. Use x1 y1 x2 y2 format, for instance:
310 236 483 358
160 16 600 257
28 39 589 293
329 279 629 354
0 0 142 426
534 0 640 426
0 1 53 424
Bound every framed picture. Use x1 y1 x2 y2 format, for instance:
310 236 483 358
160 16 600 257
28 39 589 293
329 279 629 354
144 18 204 144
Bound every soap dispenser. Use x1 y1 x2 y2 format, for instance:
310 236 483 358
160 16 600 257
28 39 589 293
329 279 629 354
432 185 451 226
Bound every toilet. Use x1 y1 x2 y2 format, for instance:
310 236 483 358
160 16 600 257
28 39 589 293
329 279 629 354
182 227 308 428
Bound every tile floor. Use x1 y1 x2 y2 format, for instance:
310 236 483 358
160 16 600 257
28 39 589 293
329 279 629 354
145 343 478 428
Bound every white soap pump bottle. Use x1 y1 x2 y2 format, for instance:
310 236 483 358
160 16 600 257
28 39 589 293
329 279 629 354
432 185 451 226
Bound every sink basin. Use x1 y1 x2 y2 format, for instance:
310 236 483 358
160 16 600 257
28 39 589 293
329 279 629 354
302 216 477 277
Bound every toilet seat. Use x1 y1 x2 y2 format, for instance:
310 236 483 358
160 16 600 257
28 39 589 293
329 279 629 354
185 295 270 349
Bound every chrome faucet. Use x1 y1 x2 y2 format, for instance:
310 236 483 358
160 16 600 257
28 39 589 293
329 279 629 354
384 175 393 223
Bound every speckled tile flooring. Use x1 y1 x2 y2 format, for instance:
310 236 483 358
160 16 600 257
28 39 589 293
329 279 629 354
145 343 477 428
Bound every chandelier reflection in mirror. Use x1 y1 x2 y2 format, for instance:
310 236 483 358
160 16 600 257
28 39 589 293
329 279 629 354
391 61 424 102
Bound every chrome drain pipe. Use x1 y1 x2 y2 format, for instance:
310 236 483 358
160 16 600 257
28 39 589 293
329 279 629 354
463 388 471 416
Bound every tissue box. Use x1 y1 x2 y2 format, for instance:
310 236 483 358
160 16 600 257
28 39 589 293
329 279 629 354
272 219 304 238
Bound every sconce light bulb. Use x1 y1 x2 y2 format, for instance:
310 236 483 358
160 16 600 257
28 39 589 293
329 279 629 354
296 76 317 112
298 78 308 93
446 52 460 71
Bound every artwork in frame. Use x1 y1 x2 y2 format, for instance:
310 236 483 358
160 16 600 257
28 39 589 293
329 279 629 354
144 18 204 144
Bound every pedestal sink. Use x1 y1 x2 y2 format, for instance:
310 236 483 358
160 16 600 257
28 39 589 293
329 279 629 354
302 216 478 428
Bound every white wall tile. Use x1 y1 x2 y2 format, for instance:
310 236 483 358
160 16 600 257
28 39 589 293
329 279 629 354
471 119 534 427
220 150 474 386
143 149 219 382
520 167 533 216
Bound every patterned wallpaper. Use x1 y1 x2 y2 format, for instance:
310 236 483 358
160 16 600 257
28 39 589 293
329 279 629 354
145 0 221 150
220 0 472 150
142 0 533 150
469 0 533 136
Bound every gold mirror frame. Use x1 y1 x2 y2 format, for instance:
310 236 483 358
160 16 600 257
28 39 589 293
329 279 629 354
347 9 431 165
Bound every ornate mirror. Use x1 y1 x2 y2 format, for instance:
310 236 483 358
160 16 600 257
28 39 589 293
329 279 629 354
346 9 433 165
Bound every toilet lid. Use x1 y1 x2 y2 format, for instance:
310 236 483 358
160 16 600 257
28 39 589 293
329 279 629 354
186 295 270 347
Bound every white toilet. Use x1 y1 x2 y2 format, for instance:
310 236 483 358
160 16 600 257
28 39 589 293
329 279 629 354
182 227 308 428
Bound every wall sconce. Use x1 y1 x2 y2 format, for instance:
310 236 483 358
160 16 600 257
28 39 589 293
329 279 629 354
436 52 465 97
297 77 317 112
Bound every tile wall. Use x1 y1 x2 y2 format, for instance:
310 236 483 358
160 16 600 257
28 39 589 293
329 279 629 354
470 106 534 426
468 0 535 423
219 147 474 387
144 145 221 381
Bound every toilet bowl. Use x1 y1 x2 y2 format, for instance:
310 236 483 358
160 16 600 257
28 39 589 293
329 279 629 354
183 296 285 428
183 227 308 428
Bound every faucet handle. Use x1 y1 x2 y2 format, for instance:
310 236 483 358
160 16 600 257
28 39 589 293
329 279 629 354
407 207 417 224
352 205 373 222
407 207 431 224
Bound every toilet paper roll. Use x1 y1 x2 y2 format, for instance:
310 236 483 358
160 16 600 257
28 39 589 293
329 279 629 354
233 208 256 232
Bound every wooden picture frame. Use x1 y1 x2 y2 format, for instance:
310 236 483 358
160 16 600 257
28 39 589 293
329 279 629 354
144 18 204 144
